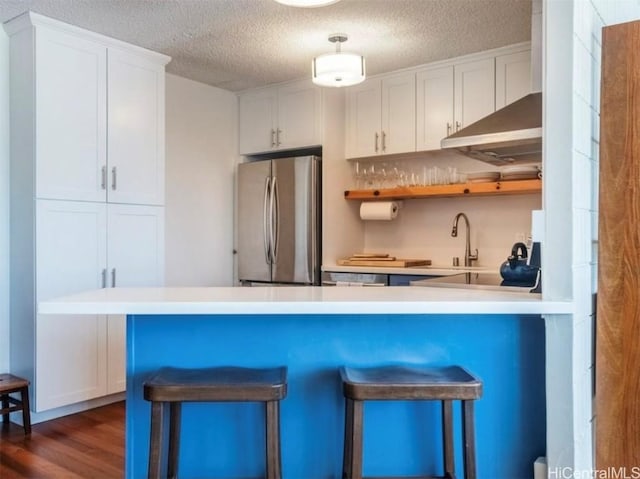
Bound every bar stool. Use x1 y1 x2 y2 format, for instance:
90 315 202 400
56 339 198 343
340 365 482 479
143 366 287 479
0 373 31 435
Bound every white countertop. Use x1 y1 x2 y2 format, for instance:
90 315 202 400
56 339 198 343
322 265 498 276
38 286 573 316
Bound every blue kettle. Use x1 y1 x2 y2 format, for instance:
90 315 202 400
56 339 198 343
499 242 539 286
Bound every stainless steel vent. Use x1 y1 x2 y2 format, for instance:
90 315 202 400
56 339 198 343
440 92 542 165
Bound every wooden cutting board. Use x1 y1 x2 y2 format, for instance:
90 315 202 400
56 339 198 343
338 258 431 267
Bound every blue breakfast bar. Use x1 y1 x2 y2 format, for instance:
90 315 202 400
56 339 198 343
39 286 573 479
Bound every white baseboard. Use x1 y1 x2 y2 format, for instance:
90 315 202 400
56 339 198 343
9 392 125 426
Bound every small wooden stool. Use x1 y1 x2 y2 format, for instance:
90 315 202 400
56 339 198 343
340 365 482 479
143 366 287 479
0 373 32 435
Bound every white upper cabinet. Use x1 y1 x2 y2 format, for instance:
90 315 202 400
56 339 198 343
495 50 532 109
239 89 277 154
107 49 166 206
346 72 415 158
417 56 501 151
381 74 416 155
416 66 455 151
9 13 169 206
346 79 381 158
277 81 323 151
453 58 496 131
34 29 107 202
239 79 322 155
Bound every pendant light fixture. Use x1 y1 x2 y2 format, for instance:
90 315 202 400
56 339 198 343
274 0 340 7
312 34 365 88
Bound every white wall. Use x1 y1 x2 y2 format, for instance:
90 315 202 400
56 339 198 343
165 74 237 286
0 29 9 373
364 194 540 268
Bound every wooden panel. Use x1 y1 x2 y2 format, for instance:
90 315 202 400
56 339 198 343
343 179 541 200
597 20 640 467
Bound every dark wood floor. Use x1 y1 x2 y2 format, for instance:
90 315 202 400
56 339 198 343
0 401 125 478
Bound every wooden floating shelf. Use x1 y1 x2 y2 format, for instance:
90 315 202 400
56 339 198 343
343 179 542 200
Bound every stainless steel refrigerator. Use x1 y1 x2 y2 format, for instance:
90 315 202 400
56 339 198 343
237 155 321 285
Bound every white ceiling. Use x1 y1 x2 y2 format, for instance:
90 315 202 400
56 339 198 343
0 0 532 92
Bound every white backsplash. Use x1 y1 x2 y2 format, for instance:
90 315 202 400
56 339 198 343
362 193 541 269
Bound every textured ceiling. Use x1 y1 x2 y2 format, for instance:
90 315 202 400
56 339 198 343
0 0 532 92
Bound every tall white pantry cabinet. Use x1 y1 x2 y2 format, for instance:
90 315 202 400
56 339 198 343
5 12 170 413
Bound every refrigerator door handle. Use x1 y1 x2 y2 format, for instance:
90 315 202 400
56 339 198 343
263 176 271 265
270 176 279 264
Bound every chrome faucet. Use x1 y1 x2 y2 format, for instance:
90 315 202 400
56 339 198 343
451 212 478 267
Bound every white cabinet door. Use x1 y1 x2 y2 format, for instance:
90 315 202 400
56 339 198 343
495 50 531 109
106 315 126 394
346 79 382 158
107 204 165 287
416 66 454 151
239 89 277 155
277 81 322 150
107 49 165 206
381 72 416 155
105 204 164 394
454 58 496 130
35 29 107 202
35 200 108 411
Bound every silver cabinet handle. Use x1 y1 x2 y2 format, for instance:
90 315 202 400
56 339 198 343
111 167 117 190
374 132 379 153
455 121 461 132
101 166 107 190
101 268 107 288
263 177 271 265
381 131 387 152
446 122 452 136
271 129 276 148
111 268 116 288
276 129 282 147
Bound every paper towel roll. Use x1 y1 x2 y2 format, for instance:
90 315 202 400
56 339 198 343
360 201 399 221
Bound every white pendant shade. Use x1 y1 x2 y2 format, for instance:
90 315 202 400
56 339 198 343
274 0 340 7
312 34 365 88
312 52 365 87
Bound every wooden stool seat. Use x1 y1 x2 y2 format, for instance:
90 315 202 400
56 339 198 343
143 366 287 479
0 373 32 435
340 365 482 479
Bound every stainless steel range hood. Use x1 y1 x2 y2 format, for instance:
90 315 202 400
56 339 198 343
440 92 542 165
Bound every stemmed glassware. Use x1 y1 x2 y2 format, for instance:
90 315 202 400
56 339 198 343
352 160 467 190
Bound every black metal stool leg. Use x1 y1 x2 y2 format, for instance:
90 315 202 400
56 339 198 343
442 399 455 478
266 400 282 479
462 400 477 479
20 387 31 435
148 401 165 479
168 402 181 479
